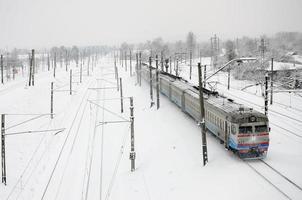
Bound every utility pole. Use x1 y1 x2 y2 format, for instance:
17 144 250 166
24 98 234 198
189 50 192 79
203 65 207 88
31 49 35 86
51 82 54 119
53 52 57 78
176 57 179 76
156 55 160 109
29 53 32 86
136 53 139 84
265 73 268 116
70 69 72 95
120 78 123 113
270 58 274 105
1 55 3 84
227 65 231 90
1 114 6 185
149 57 154 107
198 63 208 166
129 97 136 172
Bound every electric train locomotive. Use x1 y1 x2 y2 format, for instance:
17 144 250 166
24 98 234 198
140 63 269 159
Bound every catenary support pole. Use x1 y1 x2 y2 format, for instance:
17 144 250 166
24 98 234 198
129 97 136 171
53 52 56 78
1 55 3 84
156 55 160 109
198 63 208 166
51 82 54 119
270 58 273 105
227 65 230 90
29 54 32 86
120 78 123 113
203 65 207 88
136 53 139 84
149 57 154 107
1 114 6 185
31 49 35 86
265 73 268 116
189 50 192 79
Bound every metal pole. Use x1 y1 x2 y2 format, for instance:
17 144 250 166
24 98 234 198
156 55 160 109
265 73 268 116
51 82 54 119
120 78 123 113
1 55 3 84
169 56 172 74
32 49 35 86
53 52 56 78
70 69 72 95
176 58 179 76
227 65 230 90
149 57 154 107
136 53 139 84
129 97 136 171
189 50 192 79
1 114 6 185
29 54 32 86
139 52 142 86
270 58 273 105
198 63 208 166
203 65 207 88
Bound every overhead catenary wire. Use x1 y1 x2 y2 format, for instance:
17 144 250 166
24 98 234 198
40 80 94 200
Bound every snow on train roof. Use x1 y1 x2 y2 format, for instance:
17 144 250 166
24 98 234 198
173 79 267 119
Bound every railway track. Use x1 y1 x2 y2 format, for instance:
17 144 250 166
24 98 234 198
246 160 302 200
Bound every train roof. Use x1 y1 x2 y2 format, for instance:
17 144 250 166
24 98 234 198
168 77 268 123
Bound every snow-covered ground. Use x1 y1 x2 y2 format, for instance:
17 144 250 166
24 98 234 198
0 55 301 200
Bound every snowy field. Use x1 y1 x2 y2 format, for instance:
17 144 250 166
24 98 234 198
0 55 302 200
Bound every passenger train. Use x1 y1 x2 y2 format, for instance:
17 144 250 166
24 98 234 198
140 63 269 159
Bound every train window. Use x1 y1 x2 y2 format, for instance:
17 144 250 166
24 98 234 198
255 125 267 132
239 126 252 134
231 125 236 135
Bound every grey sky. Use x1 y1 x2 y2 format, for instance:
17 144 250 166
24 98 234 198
1 0 302 49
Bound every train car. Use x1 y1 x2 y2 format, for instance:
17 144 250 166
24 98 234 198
140 64 269 159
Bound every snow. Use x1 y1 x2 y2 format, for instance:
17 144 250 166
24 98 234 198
0 55 301 200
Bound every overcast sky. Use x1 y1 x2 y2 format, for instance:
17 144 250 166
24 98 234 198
1 0 302 49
